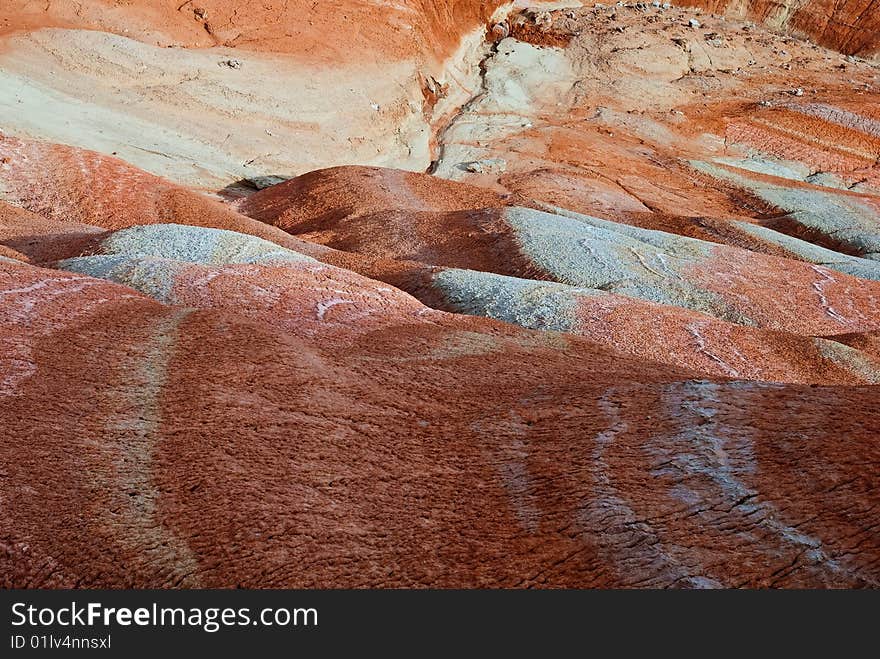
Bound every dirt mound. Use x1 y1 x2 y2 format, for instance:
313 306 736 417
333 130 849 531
0 135 330 261
239 165 519 230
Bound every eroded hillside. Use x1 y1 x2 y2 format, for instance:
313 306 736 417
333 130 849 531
1 1 879 588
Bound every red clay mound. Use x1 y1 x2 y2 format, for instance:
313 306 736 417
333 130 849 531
2 257 879 588
44 219 880 385
825 331 880 362
238 165 519 231
0 135 329 261
239 197 880 336
0 200 105 263
0 244 28 262
347 257 880 384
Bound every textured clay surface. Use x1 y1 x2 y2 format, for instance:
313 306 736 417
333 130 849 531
1 1 879 588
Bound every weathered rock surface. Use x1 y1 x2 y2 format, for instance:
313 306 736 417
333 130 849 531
0 1 519 186
56 224 434 341
3 255 880 588
245 192 880 335
0 135 330 260
1 0 507 63
679 0 880 57
1 1 879 589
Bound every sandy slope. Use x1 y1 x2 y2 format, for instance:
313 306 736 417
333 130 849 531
1 1 879 588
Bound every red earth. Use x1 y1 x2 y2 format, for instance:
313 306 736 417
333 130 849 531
1 1 879 588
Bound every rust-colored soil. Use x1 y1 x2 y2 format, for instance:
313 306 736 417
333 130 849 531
2 1 879 588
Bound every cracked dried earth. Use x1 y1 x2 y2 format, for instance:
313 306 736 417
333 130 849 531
1 0 879 588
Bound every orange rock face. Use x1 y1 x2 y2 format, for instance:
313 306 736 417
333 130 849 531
678 0 880 56
1 2 879 588
0 0 507 63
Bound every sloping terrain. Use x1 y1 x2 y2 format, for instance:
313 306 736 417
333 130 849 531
0 0 518 187
680 0 880 56
1 1 879 588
